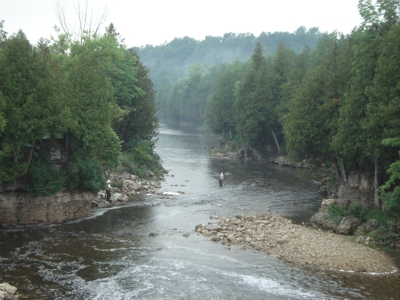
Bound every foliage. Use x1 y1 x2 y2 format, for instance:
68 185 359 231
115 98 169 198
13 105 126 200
327 203 346 225
26 149 66 197
0 32 69 185
64 150 105 191
348 203 368 223
0 24 159 195
379 138 400 217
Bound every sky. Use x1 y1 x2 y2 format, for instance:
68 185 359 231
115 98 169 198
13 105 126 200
1 0 363 48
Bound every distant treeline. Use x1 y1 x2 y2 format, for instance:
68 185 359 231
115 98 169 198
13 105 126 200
133 26 322 92
138 1 400 215
0 22 159 196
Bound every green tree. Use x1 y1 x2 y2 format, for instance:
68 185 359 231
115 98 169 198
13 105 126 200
0 32 68 185
66 52 123 168
207 61 249 137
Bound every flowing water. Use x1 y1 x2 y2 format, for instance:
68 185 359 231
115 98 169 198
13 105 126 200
1 124 399 299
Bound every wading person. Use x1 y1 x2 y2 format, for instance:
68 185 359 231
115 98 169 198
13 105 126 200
106 179 112 202
219 172 224 187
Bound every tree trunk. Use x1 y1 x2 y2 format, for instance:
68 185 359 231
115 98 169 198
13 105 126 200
229 130 232 140
340 161 347 183
374 156 380 208
333 157 341 180
24 140 36 174
270 129 281 155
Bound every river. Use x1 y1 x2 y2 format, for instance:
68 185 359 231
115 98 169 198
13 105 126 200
0 124 399 299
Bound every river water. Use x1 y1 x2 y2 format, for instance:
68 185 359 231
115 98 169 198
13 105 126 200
1 124 399 299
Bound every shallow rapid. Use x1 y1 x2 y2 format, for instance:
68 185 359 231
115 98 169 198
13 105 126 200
0 124 399 299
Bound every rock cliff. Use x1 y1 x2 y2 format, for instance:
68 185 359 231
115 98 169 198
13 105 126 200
0 190 93 227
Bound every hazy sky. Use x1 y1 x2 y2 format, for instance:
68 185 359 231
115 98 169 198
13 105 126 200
1 0 362 48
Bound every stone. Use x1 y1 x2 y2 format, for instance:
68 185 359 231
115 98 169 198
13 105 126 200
310 212 337 231
111 193 123 202
337 216 361 235
202 230 211 236
227 234 235 241
0 282 17 295
204 224 222 231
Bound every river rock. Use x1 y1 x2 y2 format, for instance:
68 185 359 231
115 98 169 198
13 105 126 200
204 224 222 231
0 282 18 299
310 212 337 231
337 216 361 235
111 193 123 202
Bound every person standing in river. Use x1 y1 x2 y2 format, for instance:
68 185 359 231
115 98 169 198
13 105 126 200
219 172 224 187
106 180 112 202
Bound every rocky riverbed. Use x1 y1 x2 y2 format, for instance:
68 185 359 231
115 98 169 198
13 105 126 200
92 168 165 208
195 212 397 274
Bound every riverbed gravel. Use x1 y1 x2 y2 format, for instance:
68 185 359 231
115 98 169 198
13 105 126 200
195 213 397 274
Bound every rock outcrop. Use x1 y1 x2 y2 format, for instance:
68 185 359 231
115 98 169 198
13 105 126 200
0 191 93 227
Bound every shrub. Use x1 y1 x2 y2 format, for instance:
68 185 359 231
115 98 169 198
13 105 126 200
65 150 105 191
26 158 65 197
328 203 346 225
348 203 368 223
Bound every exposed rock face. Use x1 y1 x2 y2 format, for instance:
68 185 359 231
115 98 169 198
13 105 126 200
0 190 93 227
327 172 375 207
196 214 396 273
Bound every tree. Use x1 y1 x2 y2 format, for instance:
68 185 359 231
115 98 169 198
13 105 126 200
55 0 108 44
207 61 249 137
0 32 69 185
66 52 123 168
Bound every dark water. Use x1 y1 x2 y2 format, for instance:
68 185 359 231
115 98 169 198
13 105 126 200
1 124 399 299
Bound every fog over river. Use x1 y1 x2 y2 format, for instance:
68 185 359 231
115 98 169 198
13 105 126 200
0 124 399 299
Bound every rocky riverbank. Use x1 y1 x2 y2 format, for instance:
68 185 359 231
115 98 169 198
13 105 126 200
195 212 397 274
92 168 166 208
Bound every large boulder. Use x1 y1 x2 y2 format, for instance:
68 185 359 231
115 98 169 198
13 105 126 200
337 216 361 235
310 212 337 231
110 193 123 202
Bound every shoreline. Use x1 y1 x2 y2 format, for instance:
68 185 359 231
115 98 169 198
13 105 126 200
195 213 398 275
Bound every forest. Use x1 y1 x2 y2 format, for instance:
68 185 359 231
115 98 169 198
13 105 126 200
0 21 159 196
139 0 400 217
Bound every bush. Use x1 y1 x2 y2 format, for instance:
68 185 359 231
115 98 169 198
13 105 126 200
328 203 346 225
26 158 65 197
370 225 400 244
120 140 161 178
348 203 368 223
65 151 105 191
367 207 389 225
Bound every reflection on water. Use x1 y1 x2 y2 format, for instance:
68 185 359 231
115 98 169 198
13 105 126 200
0 123 399 299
